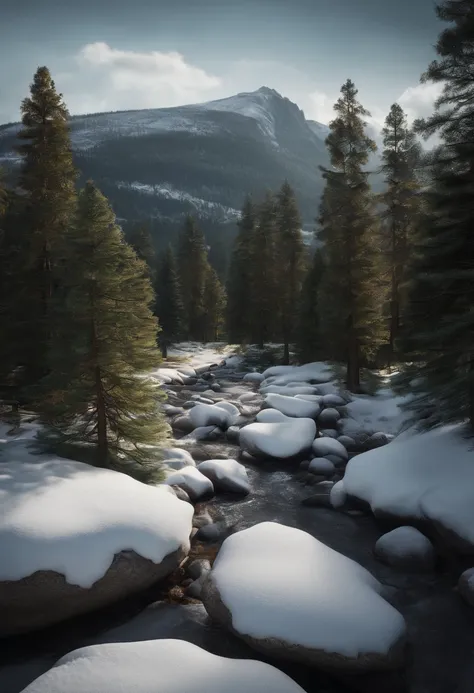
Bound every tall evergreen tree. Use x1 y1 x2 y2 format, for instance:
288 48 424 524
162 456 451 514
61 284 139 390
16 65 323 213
275 181 305 364
248 192 278 348
155 245 184 357
177 215 208 340
226 196 255 343
202 266 226 342
397 0 474 431
318 80 384 391
39 182 168 477
380 103 422 363
296 248 324 363
15 66 77 390
128 222 156 277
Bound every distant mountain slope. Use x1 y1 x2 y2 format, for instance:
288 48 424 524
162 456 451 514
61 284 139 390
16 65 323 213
0 87 329 236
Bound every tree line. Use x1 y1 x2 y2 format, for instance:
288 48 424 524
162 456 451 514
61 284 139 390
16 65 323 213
228 0 474 434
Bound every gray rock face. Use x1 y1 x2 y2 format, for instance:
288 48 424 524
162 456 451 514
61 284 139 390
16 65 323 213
0 547 187 637
195 522 234 543
187 558 212 581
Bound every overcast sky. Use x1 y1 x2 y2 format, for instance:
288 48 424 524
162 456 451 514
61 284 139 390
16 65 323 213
0 0 443 129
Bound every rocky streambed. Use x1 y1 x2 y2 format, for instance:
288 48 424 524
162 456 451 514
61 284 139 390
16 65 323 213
1 358 474 693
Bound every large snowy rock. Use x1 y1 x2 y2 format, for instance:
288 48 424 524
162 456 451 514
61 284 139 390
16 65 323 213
239 419 316 459
197 459 250 495
0 458 193 637
243 372 265 384
264 393 321 419
344 425 474 555
202 522 406 672
312 437 348 463
374 527 436 571
164 466 214 501
20 639 305 693
260 384 318 396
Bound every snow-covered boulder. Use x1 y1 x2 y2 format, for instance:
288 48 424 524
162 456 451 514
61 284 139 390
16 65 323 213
308 458 335 477
295 393 324 402
262 362 332 385
240 419 316 460
260 384 318 396
256 408 290 423
197 459 250 495
344 425 474 555
322 394 347 408
189 403 237 430
0 459 193 637
243 372 265 384
21 639 305 693
374 527 436 571
312 437 348 464
202 522 406 672
330 480 348 509
164 466 214 501
264 393 321 419
458 568 474 607
180 425 221 442
161 447 196 470
317 407 341 428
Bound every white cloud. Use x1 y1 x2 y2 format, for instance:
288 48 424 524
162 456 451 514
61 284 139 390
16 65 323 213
397 82 443 123
61 42 222 114
307 90 336 124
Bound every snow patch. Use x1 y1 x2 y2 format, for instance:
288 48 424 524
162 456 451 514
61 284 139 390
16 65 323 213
240 419 316 459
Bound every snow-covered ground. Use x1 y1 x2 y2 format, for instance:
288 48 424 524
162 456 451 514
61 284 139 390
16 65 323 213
0 453 192 587
166 342 241 370
21 639 305 693
344 425 474 550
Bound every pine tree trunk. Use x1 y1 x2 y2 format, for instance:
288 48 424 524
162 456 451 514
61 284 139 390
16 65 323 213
161 341 168 359
346 315 360 392
95 364 108 467
469 356 474 432
283 340 290 365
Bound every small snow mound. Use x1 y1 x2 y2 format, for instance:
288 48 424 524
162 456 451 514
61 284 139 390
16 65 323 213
164 466 214 501
260 384 318 396
240 420 316 459
309 458 335 477
198 459 250 494
312 437 348 462
374 527 435 570
330 481 347 509
189 403 238 429
162 447 196 469
262 362 332 385
20 639 306 693
265 393 321 419
256 408 291 423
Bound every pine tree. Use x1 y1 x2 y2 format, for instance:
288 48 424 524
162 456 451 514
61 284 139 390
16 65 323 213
129 222 156 278
177 215 208 340
226 196 255 343
248 192 278 348
380 104 422 363
275 181 305 364
15 66 77 390
155 245 184 357
318 80 384 391
202 266 226 342
296 248 324 363
397 0 474 431
39 182 168 478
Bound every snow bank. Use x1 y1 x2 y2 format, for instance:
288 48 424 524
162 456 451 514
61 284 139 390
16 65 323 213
161 447 196 469
264 393 321 419
21 639 305 693
344 425 474 550
0 459 193 588
260 384 318 396
343 389 410 437
206 522 406 659
197 459 250 494
167 342 236 370
240 420 316 459
164 466 214 500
